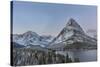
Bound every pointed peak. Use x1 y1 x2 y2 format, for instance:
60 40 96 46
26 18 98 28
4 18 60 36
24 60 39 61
25 31 34 34
65 18 85 34
66 18 79 27
23 31 38 36
69 18 76 22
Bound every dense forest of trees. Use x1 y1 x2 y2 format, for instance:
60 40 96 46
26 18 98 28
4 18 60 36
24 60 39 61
12 48 77 66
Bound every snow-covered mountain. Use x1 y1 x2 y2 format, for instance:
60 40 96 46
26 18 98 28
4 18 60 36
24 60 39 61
48 18 97 50
12 18 97 50
13 31 53 47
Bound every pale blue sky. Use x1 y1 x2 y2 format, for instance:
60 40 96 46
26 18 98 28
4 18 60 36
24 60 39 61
12 1 97 36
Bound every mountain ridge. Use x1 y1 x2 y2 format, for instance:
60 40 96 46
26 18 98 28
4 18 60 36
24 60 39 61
13 31 53 47
12 18 97 50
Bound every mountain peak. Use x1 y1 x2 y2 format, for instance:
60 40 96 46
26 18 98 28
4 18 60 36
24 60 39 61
22 31 39 39
66 18 80 27
24 31 35 34
23 31 38 36
65 18 85 34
